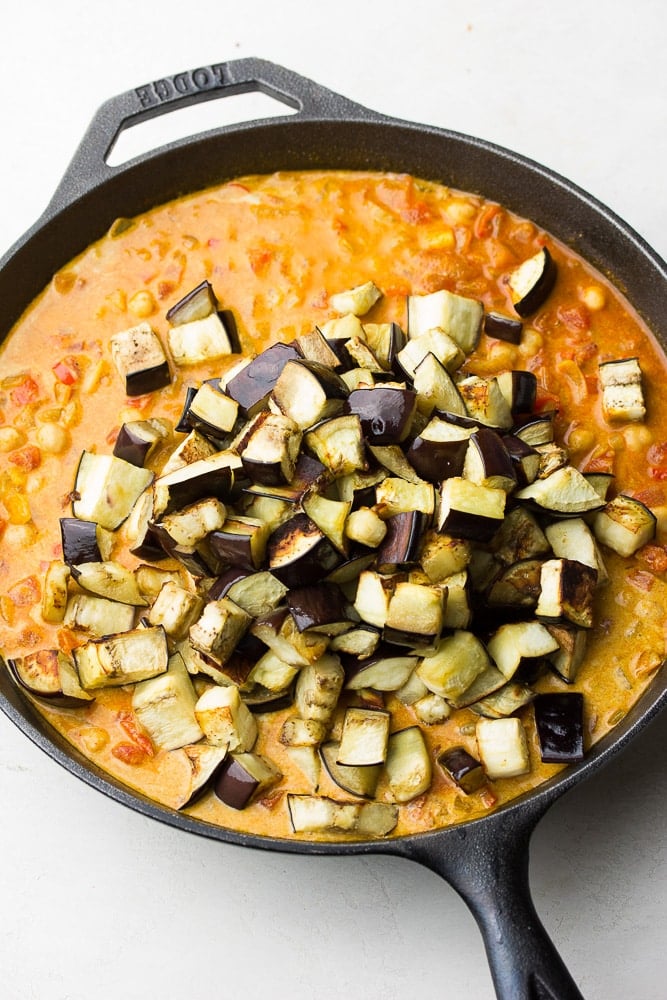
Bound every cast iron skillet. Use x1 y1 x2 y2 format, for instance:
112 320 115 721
0 59 665 1000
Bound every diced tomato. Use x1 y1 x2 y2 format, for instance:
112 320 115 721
647 441 667 470
111 742 151 766
248 247 273 274
533 388 561 412
52 358 79 385
10 375 40 407
637 544 667 575
8 445 41 471
632 486 666 508
118 711 155 758
57 628 81 655
7 575 41 606
474 203 501 239
648 467 667 481
627 568 655 592
557 304 591 333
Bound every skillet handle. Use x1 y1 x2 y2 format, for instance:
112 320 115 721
46 58 371 212
405 800 585 1000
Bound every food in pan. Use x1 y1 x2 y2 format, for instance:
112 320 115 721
1 169 665 840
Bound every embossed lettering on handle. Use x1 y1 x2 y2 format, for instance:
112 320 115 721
134 64 227 110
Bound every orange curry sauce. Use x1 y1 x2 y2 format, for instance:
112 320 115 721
0 170 665 839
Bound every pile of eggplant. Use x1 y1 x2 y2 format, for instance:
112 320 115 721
9 251 659 836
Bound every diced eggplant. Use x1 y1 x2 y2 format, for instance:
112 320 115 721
208 516 270 571
267 513 341 588
189 598 251 666
344 644 417 691
411 351 468 418
64 593 136 636
113 418 171 467
407 288 483 354
439 570 472 629
536 442 569 479
287 583 358 635
483 311 523 344
41 560 71 623
438 746 486 793
174 387 199 434
545 623 588 683
161 430 218 478
535 558 597 629
110 322 170 396
367 444 423 485
495 370 537 415
405 418 472 482
60 517 105 566
507 247 557 317
533 692 585 763
272 359 349 430
490 506 551 565
72 451 154 530
330 623 381 660
305 414 367 477
545 517 607 581
284 744 321 789
238 412 302 486
502 434 541 486
343 507 387 549
330 280 382 316
286 794 397 835
583 471 615 502
194 683 257 751
158 497 227 550
146 580 204 641
174 743 228 810
341 336 386 373
417 630 491 700
375 510 428 573
336 466 387 506
345 386 416 445
251 608 329 668
353 569 396 628
225 342 302 417
132 654 203 751
470 681 535 719
241 452 331 507
446 663 507 710
336 707 391 767
599 357 646 423
71 560 148 607
463 427 516 492
152 450 240 517
375 477 435 520
476 716 530 779
486 559 543 610
149 521 214 578
438 477 506 542
384 726 432 802
592 493 657 556
208 569 287 619
394 669 430 706
302 493 351 555
397 328 465 379
295 327 343 369
184 382 239 443
280 717 328 747
166 279 218 325
487 621 560 680
413 692 451 724
167 312 233 365
384 581 444 647
456 375 513 430
319 741 381 798
513 411 556 448
514 465 605 515
74 625 169 689
8 648 93 708
418 530 471 583
214 751 282 810
362 322 406 370
294 654 345 724
243 649 299 694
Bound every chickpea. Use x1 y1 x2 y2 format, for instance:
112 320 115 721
35 423 70 454
345 507 387 547
487 340 518 368
445 198 476 225
128 289 157 318
608 432 626 452
623 423 653 450
0 426 26 452
519 328 543 357
580 285 606 311
567 425 595 452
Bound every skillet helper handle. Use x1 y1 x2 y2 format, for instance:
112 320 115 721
46 58 371 212
408 805 585 1000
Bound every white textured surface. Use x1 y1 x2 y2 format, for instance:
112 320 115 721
0 3 665 999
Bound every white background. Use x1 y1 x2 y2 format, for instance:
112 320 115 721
0 2 665 998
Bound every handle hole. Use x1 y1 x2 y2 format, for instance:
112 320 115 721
106 90 297 166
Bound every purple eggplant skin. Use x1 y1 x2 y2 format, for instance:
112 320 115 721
376 510 429 572
225 342 303 416
207 526 264 573
484 312 523 344
6 652 92 710
267 513 341 588
502 434 541 486
466 427 517 488
406 434 469 483
286 582 358 633
60 517 102 566
174 386 198 433
213 756 260 810
533 692 585 763
511 246 558 318
219 309 242 354
166 278 218 325
207 566 253 602
149 522 216 577
438 745 486 793
129 521 172 562
125 360 171 397
112 422 160 467
503 371 538 415
345 387 417 445
439 508 503 544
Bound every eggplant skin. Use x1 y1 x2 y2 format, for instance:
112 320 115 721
533 692 584 763
509 247 557 318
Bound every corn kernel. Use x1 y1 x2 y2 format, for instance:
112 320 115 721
5 492 32 524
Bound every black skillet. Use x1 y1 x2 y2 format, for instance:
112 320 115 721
0 59 665 1000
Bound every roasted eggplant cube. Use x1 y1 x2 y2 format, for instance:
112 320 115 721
152 451 240 517
476 717 530 779
405 419 472 483
185 383 239 441
272 359 349 430
72 451 154 531
74 625 169 690
495 370 537 415
487 621 560 680
417 630 491 700
599 357 646 423
456 375 513 429
194 684 257 751
384 581 444 646
71 560 148 607
60 517 105 566
214 752 282 810
189 598 251 667
592 494 657 556
287 583 358 635
384 726 432 803
147 580 204 641
208 516 270 572
294 655 345 724
8 648 93 708
330 280 382 316
546 623 588 683
483 312 523 345
407 288 483 354
267 513 341 588
225 342 302 417
320 741 381 799
362 322 406 370
463 427 516 492
110 322 170 396
535 559 597 629
167 312 233 365
41 560 71 623
375 510 428 573
113 418 171 467
344 645 416 692
132 655 203 751
345 386 416 445
534 692 585 763
438 746 486 793
166 279 218 325
507 246 557 318
336 707 391 767
240 412 302 486
514 464 605 515
305 414 367 477
174 743 228 810
438 477 506 542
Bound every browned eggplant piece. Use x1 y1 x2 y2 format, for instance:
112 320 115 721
174 386 199 433
375 510 429 573
362 322 406 369
483 311 523 344
345 386 416 445
437 745 486 793
343 643 417 691
383 581 444 649
583 471 615 502
7 649 94 708
405 424 471 483
272 359 349 430
175 743 228 809
239 412 302 486
508 246 558 317
512 411 556 447
330 622 381 659
304 413 368 477
153 451 240 516
463 428 517 492
456 375 513 429
295 327 343 369
241 452 331 506
287 583 359 635
165 279 217 325
224 342 302 416
149 522 216 577
208 516 270 571
486 558 544 609
110 322 171 396
490 506 551 565
438 477 506 542
545 623 588 683
184 382 240 443
515 465 605 516
535 558 597 628
495 370 537 415
213 752 281 809
324 550 376 585
533 692 585 763
207 568 286 619
502 434 541 486
320 740 381 798
267 512 341 588
60 517 102 566
113 418 170 467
